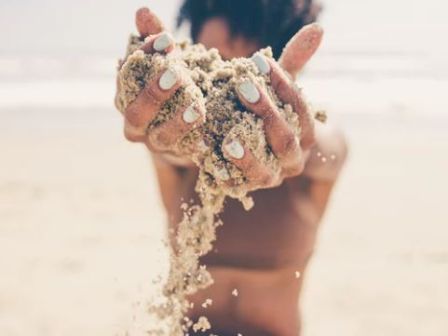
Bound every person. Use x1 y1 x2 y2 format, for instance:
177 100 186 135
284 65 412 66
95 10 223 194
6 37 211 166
115 0 348 335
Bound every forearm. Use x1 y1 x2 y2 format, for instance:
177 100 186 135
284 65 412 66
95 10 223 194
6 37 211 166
302 121 348 182
152 153 200 214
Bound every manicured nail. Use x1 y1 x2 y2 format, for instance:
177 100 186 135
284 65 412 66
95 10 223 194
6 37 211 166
154 32 173 52
237 80 260 104
224 140 245 159
182 104 200 123
251 53 270 74
159 68 178 90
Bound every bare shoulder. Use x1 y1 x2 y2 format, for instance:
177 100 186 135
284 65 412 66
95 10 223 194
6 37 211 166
303 121 349 182
285 121 348 214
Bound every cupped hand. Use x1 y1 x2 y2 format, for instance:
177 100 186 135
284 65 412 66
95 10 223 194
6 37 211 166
116 8 206 155
221 24 323 189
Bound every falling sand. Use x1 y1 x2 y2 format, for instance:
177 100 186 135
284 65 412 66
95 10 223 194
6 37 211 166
116 34 314 335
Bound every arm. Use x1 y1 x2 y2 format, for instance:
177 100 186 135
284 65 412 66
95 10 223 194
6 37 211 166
301 121 348 212
152 154 191 213
303 122 348 182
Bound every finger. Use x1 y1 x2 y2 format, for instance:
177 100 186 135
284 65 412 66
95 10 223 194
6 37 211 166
147 103 205 152
278 23 323 78
135 7 164 38
124 67 182 142
222 137 275 188
257 55 315 150
140 31 175 54
235 79 302 168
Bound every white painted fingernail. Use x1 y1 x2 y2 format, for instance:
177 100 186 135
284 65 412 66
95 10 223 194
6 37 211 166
224 140 245 159
238 80 260 104
251 53 270 74
182 105 200 123
154 32 173 52
159 68 178 90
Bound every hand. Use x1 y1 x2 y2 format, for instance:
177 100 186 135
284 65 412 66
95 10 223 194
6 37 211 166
222 24 323 189
115 8 205 157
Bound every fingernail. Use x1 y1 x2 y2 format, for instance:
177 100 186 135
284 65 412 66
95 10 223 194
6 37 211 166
182 104 200 123
154 32 173 52
251 53 270 75
224 140 245 159
159 68 178 90
237 80 260 104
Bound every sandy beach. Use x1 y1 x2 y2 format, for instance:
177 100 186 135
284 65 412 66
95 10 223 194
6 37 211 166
2 105 447 336
1 0 448 335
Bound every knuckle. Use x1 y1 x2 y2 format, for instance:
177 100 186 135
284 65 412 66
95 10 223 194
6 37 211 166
286 160 305 177
291 89 306 108
123 124 143 143
259 102 275 120
272 71 291 94
147 128 172 151
280 133 299 157
261 174 275 186
144 83 165 106
124 104 142 126
253 172 274 188
290 85 307 111
302 126 316 150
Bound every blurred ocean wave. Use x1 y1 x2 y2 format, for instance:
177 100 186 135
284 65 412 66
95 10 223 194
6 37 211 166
0 48 444 81
1 49 447 120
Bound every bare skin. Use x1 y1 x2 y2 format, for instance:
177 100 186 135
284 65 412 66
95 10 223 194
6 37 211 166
116 7 348 336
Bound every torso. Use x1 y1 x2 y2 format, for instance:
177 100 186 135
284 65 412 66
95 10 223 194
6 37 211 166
155 161 330 335
163 166 322 270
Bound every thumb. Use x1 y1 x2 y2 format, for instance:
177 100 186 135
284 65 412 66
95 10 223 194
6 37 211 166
135 7 165 38
278 23 323 78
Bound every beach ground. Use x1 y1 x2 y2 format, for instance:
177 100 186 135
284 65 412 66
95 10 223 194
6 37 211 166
1 102 447 335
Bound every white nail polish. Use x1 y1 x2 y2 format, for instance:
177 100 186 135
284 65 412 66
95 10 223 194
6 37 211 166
154 32 173 52
251 53 270 74
159 68 177 90
238 80 260 104
224 140 245 159
182 105 200 123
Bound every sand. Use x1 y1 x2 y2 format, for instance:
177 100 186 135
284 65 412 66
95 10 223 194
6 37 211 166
116 36 308 335
117 36 300 198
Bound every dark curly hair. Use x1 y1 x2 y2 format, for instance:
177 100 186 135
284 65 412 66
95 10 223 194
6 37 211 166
177 0 321 59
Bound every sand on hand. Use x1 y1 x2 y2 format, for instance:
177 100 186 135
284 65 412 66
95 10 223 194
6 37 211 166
117 35 312 335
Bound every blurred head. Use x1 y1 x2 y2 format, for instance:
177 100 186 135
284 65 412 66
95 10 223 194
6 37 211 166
177 0 321 60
